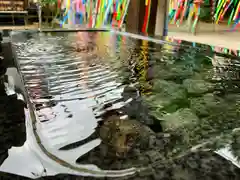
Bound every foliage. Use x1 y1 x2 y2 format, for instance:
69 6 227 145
39 0 57 6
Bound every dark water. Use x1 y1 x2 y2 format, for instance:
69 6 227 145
6 31 240 179
0 32 29 179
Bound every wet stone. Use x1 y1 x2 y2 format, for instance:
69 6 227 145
153 169 166 180
145 150 163 163
172 166 196 180
99 144 109 157
231 130 240 158
225 94 240 105
137 166 155 177
120 161 135 169
183 79 214 95
156 133 168 138
130 155 150 167
186 157 199 169
153 80 186 99
109 161 123 170
130 148 141 157
121 97 156 125
148 135 157 148
155 139 165 150
200 68 220 81
161 108 199 131
168 63 195 79
155 133 171 149
137 155 150 165
190 93 223 117
89 152 102 165
145 80 187 113
153 63 195 82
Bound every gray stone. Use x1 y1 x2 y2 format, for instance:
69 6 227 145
169 64 195 79
148 135 157 148
172 166 196 180
132 155 150 167
99 144 108 157
200 68 217 81
153 171 166 180
190 94 223 117
137 167 154 177
153 80 186 98
183 79 214 95
131 148 141 157
144 80 186 111
161 108 199 131
110 161 123 170
146 150 163 163
153 63 195 81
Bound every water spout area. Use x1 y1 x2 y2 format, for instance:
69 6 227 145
6 30 240 179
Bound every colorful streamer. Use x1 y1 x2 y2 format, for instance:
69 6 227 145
142 0 152 34
56 0 130 29
168 0 240 32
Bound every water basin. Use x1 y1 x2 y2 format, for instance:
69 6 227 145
5 30 240 179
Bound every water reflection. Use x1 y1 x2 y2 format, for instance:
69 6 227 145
9 31 240 179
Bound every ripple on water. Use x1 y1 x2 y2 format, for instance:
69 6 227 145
13 32 141 176
12 31 240 179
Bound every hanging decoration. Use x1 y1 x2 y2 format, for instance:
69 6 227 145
49 0 131 29
168 0 240 32
142 0 152 34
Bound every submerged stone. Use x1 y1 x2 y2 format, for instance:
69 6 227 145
161 108 199 131
231 130 240 160
155 80 186 96
62 112 155 159
145 150 163 163
145 80 187 110
152 62 195 82
190 93 223 117
183 79 214 95
168 64 195 80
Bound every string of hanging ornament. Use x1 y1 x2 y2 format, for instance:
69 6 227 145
142 0 152 34
167 0 240 31
57 0 131 29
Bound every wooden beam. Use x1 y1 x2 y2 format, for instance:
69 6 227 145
125 0 142 34
155 0 168 36
148 0 159 35
24 0 29 10
125 0 158 35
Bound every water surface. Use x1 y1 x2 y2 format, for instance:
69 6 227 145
10 31 240 179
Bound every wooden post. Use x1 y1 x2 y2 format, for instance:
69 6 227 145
125 0 159 35
24 0 29 10
38 4 42 30
155 0 168 36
